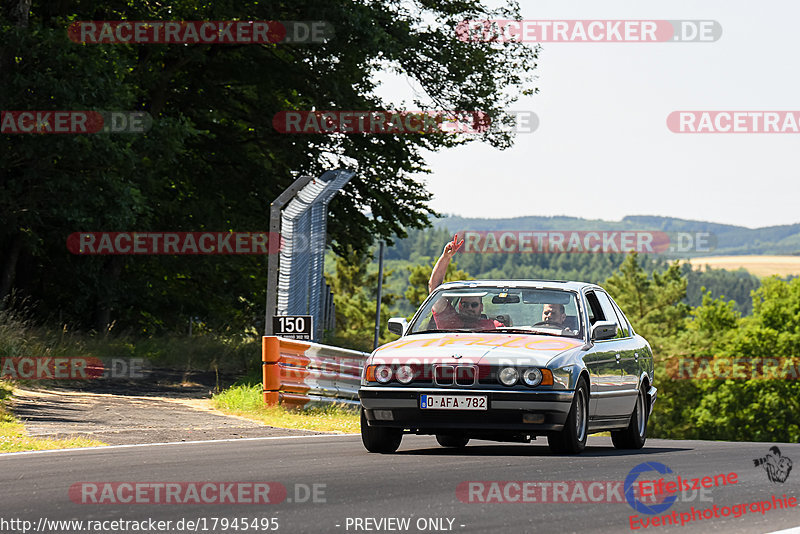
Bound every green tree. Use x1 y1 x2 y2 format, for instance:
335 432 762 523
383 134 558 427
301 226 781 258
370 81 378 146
325 246 398 352
688 277 800 442
1 0 539 333
603 252 689 350
682 264 760 316
648 291 739 439
650 278 800 442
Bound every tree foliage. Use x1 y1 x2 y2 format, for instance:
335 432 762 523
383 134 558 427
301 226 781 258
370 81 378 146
324 246 397 352
604 252 689 350
648 278 800 442
0 0 538 333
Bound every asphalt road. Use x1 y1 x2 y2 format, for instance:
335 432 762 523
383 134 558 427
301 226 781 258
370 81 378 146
0 435 798 534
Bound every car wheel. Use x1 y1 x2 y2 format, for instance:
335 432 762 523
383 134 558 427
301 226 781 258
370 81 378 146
611 384 648 450
360 407 402 453
436 433 470 448
548 378 589 454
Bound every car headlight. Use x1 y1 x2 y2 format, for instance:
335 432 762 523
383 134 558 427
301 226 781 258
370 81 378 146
375 365 393 384
522 368 543 387
499 367 519 386
395 365 414 384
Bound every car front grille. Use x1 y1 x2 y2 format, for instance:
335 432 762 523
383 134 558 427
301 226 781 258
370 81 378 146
434 364 477 386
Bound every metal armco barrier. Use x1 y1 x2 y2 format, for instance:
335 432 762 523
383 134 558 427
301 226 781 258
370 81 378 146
262 336 369 410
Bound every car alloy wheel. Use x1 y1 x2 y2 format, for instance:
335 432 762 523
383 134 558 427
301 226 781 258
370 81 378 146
611 384 648 450
548 378 589 454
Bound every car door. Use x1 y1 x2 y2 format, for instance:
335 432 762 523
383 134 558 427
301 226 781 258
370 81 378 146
608 295 642 393
596 291 640 416
582 290 622 419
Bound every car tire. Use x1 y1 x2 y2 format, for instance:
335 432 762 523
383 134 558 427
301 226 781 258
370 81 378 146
435 434 470 448
360 407 402 453
611 384 648 450
548 378 589 454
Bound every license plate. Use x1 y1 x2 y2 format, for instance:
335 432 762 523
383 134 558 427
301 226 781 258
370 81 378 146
420 395 487 410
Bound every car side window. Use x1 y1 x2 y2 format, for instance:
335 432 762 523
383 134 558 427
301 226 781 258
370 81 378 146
584 291 603 325
609 298 632 338
595 291 627 339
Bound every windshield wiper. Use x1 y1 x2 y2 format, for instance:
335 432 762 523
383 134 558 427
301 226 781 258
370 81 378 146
409 328 477 334
528 328 582 338
492 327 537 333
489 326 582 338
461 327 559 334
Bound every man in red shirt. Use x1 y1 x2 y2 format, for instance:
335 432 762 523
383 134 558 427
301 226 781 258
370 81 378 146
427 235 499 330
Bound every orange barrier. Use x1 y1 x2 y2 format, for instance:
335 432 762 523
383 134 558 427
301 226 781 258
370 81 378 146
262 336 370 410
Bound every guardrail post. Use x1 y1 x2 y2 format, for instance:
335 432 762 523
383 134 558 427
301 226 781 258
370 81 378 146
262 336 280 405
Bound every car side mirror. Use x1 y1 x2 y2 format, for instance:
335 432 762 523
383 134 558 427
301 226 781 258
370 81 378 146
387 317 408 336
591 320 617 341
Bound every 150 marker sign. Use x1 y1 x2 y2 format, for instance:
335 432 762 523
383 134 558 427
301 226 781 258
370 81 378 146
273 316 313 340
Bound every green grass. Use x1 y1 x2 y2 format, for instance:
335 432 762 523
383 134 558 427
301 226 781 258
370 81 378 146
213 383 360 434
0 303 262 386
0 380 105 453
25 330 261 377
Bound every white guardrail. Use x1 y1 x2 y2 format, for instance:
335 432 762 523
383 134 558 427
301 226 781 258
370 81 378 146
262 336 369 409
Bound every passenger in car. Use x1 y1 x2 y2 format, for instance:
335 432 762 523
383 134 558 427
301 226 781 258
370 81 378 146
542 303 567 327
428 235 499 330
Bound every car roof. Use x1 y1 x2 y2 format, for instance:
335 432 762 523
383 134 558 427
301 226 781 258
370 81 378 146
435 279 602 292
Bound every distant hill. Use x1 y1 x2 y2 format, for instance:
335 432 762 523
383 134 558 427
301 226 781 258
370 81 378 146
430 214 800 257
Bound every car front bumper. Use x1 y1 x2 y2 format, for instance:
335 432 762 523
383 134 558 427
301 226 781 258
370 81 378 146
359 387 575 434
647 385 658 417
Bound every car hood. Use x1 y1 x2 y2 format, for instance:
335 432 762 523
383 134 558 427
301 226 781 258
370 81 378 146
371 332 584 367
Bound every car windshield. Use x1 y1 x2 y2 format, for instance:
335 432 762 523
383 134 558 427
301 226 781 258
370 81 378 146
409 286 583 338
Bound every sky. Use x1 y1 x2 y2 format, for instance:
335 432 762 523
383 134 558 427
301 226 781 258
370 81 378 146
378 0 799 229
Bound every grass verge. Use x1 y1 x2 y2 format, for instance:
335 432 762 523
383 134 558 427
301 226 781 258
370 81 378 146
0 381 105 453
0 302 262 384
213 383 359 434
